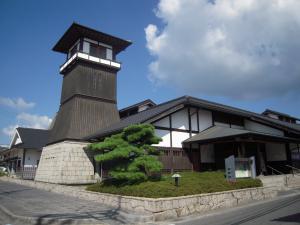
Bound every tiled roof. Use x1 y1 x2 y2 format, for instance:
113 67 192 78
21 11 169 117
13 128 49 149
183 126 298 144
85 95 300 140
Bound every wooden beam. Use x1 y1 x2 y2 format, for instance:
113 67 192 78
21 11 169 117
188 107 192 138
197 109 200 132
169 116 173 148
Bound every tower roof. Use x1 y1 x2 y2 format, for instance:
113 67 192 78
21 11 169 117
53 23 132 54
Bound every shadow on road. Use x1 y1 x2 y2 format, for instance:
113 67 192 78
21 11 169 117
34 209 126 225
0 188 33 195
272 212 300 223
34 195 127 225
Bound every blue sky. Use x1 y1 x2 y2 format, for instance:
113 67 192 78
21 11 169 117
1 0 300 145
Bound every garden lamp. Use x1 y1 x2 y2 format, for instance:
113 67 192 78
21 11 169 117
172 173 181 187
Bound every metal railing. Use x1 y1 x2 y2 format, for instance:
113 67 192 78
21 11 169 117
286 165 300 176
15 167 37 180
267 165 284 175
267 165 288 186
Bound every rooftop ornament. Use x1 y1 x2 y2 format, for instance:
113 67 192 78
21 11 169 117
172 173 181 187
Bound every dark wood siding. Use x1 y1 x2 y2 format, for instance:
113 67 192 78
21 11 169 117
48 96 120 144
48 61 120 144
61 62 117 104
157 147 193 172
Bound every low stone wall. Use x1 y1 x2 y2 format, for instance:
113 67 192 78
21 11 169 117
0 177 280 221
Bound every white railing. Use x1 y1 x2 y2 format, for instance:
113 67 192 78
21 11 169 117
60 52 121 72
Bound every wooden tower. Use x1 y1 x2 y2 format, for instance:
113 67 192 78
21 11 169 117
48 23 131 144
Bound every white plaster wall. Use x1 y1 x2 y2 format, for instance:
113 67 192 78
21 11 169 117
244 120 284 136
153 117 170 128
172 131 190 148
10 131 22 148
265 143 287 161
198 109 213 131
171 109 189 130
24 149 41 167
201 144 215 163
153 129 171 147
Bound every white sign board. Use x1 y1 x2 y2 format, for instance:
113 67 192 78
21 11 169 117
225 155 256 181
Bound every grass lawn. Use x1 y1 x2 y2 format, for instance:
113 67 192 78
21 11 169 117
86 171 262 198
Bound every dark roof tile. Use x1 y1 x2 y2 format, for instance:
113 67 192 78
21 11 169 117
85 95 300 140
14 128 49 149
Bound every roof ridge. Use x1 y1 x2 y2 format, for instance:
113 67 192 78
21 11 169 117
17 127 49 131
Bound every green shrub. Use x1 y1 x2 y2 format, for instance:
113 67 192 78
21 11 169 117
89 124 163 184
86 171 262 198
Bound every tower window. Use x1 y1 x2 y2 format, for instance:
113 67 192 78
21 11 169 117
83 41 90 54
106 48 113 60
66 39 114 63
81 39 113 60
90 43 106 59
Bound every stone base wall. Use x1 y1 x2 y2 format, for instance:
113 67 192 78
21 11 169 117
35 141 96 184
0 177 280 222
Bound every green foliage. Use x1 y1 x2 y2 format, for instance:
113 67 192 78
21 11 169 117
86 171 262 198
0 171 6 177
89 124 163 183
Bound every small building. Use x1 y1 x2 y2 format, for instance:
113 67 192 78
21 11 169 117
3 127 49 179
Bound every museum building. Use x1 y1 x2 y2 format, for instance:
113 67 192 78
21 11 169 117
10 23 298 184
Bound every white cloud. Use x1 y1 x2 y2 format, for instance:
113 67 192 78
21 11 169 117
2 125 18 138
16 113 52 129
0 97 35 110
145 0 300 99
2 113 52 138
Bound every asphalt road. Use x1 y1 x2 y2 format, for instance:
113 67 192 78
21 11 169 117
0 180 138 225
172 189 300 225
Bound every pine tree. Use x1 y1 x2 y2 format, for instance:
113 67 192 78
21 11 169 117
89 124 163 183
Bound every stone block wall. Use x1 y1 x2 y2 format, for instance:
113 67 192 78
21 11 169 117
0 176 280 222
35 141 96 184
